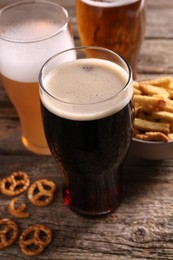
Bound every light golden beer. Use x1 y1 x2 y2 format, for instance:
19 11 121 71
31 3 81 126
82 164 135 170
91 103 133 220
1 75 48 154
0 1 75 154
76 0 146 78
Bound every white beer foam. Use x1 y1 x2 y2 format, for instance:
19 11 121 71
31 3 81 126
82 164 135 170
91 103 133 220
1 21 62 41
80 0 140 7
41 58 133 121
0 20 75 82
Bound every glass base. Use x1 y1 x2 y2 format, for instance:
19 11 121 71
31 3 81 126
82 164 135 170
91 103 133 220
63 186 124 216
22 136 51 155
68 202 122 216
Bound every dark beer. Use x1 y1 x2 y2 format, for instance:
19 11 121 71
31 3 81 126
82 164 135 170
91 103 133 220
40 50 133 215
41 103 131 215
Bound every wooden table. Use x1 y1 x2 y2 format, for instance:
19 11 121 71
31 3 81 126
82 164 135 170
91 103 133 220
0 0 173 259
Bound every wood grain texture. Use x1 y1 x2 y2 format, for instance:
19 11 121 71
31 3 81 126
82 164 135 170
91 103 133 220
0 0 173 259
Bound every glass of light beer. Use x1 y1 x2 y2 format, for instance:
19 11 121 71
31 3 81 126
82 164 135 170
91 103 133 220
76 0 146 79
0 0 75 155
39 46 133 215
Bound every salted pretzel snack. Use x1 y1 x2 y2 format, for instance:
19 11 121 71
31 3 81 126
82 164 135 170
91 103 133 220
0 171 30 196
28 179 56 207
19 224 52 256
133 76 173 141
0 218 19 249
8 197 29 218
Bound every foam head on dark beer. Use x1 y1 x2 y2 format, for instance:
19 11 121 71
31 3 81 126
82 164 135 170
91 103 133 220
41 58 133 121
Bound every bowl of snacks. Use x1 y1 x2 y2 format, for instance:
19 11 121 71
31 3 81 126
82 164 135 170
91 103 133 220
129 76 173 160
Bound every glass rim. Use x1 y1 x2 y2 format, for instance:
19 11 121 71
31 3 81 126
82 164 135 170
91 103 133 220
39 45 132 107
0 0 69 43
78 0 142 8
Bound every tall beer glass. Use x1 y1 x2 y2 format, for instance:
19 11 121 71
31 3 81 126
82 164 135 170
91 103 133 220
39 46 133 215
76 0 146 79
0 1 75 155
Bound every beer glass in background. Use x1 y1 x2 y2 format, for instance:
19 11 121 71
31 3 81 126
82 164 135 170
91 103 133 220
39 46 133 215
0 1 75 155
76 0 146 79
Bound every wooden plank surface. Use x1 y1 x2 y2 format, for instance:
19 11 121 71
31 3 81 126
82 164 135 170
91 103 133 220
0 0 173 259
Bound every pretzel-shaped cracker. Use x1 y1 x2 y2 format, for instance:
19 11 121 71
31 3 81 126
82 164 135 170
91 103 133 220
0 218 19 249
8 197 29 218
28 179 56 207
19 224 52 256
0 171 30 196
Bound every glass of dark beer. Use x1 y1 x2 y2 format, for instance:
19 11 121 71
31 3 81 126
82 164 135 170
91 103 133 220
76 0 146 79
39 46 133 216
